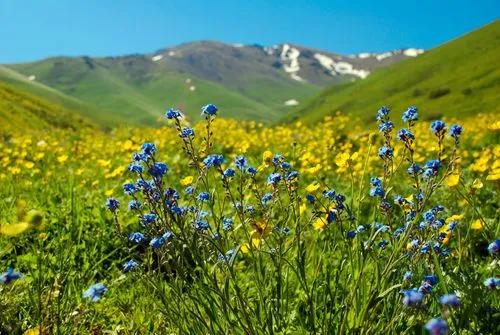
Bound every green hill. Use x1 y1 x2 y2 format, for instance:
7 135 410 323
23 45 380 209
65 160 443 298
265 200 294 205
5 42 417 126
7 54 316 125
293 20 500 123
0 66 95 133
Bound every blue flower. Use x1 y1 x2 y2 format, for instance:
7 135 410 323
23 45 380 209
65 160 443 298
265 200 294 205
141 143 157 157
281 161 292 170
402 106 419 122
247 166 257 175
397 128 415 142
181 127 195 138
424 274 438 286
133 152 147 162
403 271 413 281
355 225 365 234
420 281 435 294
165 108 182 119
123 260 139 272
222 217 233 231
286 170 299 180
261 192 273 205
141 213 157 226
223 168 235 178
378 240 389 249
105 198 120 212
347 230 357 239
128 232 145 244
378 121 394 133
123 182 138 195
370 186 385 198
185 185 194 195
407 163 422 175
267 172 282 185
370 177 382 187
378 145 393 159
235 155 248 170
439 294 459 307
197 192 210 202
218 249 236 262
128 162 144 174
0 268 21 284
449 124 463 139
148 162 168 178
306 194 315 203
203 154 224 168
401 289 424 306
128 200 142 211
201 104 218 116
374 223 390 233
488 239 500 254
165 188 180 199
150 236 166 249
327 211 337 223
83 283 107 302
163 231 174 241
431 120 446 135
483 277 500 289
424 210 435 222
376 106 390 121
323 189 337 200
194 220 210 231
424 318 448 335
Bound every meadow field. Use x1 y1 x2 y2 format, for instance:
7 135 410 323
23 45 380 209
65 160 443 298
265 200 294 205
0 104 499 334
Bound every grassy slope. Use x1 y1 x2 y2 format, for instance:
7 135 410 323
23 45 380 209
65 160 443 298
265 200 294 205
293 20 500 123
0 65 117 127
8 56 319 125
0 81 94 133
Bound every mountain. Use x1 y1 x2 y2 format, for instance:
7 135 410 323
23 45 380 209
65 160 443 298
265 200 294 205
0 65 95 132
5 43 421 125
292 21 500 123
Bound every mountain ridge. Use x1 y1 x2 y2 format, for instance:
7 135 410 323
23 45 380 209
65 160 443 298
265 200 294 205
5 41 421 125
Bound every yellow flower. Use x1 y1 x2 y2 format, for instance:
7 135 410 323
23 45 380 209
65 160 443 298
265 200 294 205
445 214 464 223
471 219 484 231
241 238 262 254
57 155 68 164
122 139 134 151
105 189 114 197
335 152 350 168
445 173 460 187
471 179 483 189
180 175 194 186
262 150 274 166
305 182 320 193
299 203 307 216
313 218 327 231
486 173 500 181
306 163 322 174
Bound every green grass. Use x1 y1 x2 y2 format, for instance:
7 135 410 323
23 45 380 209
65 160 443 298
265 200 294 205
292 20 500 124
0 77 95 133
0 65 118 128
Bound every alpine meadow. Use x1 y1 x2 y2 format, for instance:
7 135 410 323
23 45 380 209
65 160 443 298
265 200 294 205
0 4 499 335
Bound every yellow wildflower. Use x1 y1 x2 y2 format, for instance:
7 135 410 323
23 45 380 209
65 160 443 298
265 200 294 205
180 176 194 186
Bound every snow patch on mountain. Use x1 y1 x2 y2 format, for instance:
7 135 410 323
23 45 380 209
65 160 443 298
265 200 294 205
403 48 424 57
281 44 303 81
284 99 299 106
314 53 369 79
152 55 164 62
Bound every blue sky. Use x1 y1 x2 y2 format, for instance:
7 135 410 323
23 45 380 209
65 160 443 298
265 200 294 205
1 0 498 63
